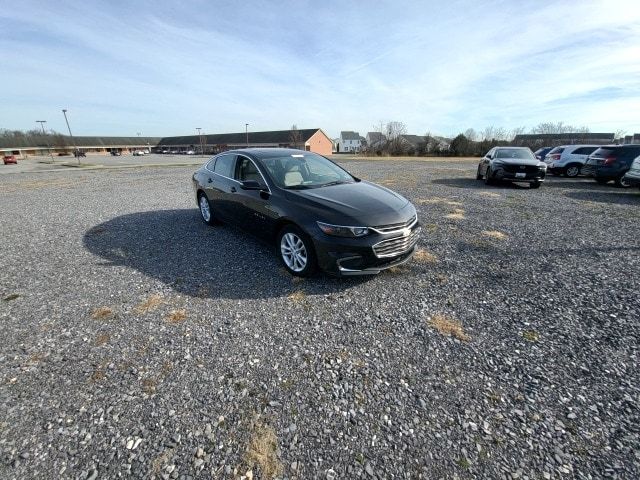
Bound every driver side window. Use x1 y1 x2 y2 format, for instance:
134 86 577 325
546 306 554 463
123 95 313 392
235 156 265 185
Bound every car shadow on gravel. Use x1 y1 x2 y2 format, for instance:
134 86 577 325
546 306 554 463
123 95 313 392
431 177 531 189
83 209 370 300
564 190 640 206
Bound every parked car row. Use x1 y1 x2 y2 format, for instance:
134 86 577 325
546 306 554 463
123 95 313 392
478 144 640 190
160 149 196 155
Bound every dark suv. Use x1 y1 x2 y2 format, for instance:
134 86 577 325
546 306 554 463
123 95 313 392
582 145 640 187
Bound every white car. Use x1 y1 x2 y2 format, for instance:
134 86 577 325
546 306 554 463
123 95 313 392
622 155 640 189
133 150 146 156
186 150 195 155
544 145 600 177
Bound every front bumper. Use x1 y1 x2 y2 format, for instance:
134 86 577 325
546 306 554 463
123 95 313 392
312 222 421 276
492 168 546 182
623 172 640 187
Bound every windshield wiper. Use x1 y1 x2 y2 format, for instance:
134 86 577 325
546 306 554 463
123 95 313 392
284 184 313 190
320 180 351 187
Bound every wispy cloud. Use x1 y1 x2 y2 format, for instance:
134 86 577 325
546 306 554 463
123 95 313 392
1 0 639 137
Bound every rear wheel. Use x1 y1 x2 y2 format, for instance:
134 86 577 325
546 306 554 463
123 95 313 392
277 225 317 277
614 175 631 188
565 164 581 178
198 192 216 226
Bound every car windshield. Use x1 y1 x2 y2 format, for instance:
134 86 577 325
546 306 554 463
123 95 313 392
495 149 535 160
260 153 355 189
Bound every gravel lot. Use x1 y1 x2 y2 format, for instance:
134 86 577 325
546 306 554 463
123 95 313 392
1 159 639 479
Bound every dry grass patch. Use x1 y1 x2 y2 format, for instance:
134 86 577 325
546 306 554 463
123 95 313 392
245 421 283 479
479 191 501 198
481 230 508 240
288 290 307 303
413 248 438 264
445 208 466 220
523 330 539 342
95 333 110 346
91 306 114 320
3 293 20 302
386 265 410 275
134 294 164 314
166 309 187 324
142 378 157 394
428 314 471 342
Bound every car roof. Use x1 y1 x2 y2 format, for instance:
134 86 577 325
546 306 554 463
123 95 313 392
222 148 313 159
494 147 530 150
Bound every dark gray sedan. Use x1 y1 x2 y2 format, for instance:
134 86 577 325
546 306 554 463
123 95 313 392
192 148 420 277
476 147 547 188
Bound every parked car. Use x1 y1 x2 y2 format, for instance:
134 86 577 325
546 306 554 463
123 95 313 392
3 154 17 165
110 150 121 156
133 150 145 156
534 147 553 161
543 145 600 177
186 150 195 155
74 150 86 158
476 147 546 188
622 155 640 189
170 150 178 154
161 149 169 154
582 145 640 187
193 148 420 276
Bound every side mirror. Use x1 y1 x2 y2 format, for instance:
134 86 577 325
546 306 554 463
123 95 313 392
240 180 264 190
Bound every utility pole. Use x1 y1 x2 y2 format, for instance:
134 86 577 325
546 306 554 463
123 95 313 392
62 109 79 164
245 123 249 147
196 127 203 156
36 120 54 163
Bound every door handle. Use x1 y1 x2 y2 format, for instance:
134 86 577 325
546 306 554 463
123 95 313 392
207 178 213 183
230 186 237 193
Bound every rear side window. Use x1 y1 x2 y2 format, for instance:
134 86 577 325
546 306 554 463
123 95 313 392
591 148 614 158
214 154 235 177
572 147 597 155
548 147 565 154
622 146 640 159
205 158 216 170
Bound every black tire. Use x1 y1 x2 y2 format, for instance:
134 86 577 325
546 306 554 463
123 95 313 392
614 175 631 188
476 166 483 180
564 164 581 178
198 192 216 226
277 224 317 277
530 181 542 189
551 171 561 176
484 167 494 185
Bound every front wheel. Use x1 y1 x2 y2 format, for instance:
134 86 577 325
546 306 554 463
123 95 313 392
484 167 494 185
476 166 483 180
277 225 317 277
530 181 542 189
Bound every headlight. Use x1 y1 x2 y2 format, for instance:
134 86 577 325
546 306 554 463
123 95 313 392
317 221 370 237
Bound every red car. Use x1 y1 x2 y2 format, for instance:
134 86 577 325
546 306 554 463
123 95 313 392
3 155 17 165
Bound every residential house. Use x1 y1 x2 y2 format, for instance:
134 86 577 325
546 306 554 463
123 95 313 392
337 131 362 153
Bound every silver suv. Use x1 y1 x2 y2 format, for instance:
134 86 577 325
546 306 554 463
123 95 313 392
544 145 600 177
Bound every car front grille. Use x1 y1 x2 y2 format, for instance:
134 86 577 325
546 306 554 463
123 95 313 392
502 165 540 173
373 214 417 233
372 228 420 258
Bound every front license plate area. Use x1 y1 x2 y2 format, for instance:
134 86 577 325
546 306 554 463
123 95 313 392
515 172 526 178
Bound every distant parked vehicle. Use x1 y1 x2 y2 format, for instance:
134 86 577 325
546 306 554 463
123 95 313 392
3 154 17 165
622 155 640 189
170 150 178 154
110 150 121 156
161 149 169 154
476 147 547 188
534 147 553 161
582 145 640 187
186 150 195 155
74 150 86 158
133 150 146 156
544 145 599 177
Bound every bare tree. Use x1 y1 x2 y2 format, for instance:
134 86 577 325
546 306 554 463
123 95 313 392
385 121 407 155
288 124 303 150
464 128 478 142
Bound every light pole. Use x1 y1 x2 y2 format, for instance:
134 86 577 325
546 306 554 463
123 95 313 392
245 123 249 147
62 109 79 164
196 127 203 156
36 120 54 163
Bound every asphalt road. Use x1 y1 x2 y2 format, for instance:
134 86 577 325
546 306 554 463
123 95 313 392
1 159 639 479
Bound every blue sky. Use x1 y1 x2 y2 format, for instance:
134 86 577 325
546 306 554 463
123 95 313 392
1 0 639 138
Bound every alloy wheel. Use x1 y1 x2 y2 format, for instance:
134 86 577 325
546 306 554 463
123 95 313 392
199 195 211 222
566 165 580 177
280 232 307 272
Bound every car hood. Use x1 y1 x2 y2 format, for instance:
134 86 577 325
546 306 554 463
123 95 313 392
492 158 540 166
285 180 414 226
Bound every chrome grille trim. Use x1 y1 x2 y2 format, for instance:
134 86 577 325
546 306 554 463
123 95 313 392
370 214 417 234
372 228 420 258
